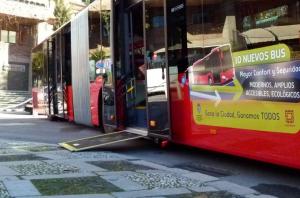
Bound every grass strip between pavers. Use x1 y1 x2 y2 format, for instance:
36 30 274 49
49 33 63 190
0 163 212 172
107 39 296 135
31 176 123 196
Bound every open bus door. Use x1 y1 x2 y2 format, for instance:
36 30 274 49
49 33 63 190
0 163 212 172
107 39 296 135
60 0 146 152
111 0 171 139
101 0 171 140
145 0 171 140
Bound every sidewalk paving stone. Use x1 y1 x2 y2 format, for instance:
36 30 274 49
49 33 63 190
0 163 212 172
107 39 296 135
46 159 107 172
112 187 191 198
130 160 175 170
124 170 207 189
187 185 219 193
0 182 10 198
165 191 245 198
132 160 192 174
0 176 20 181
23 194 114 198
96 170 136 176
22 173 96 180
0 165 21 176
245 194 278 198
9 161 80 176
4 180 40 197
39 151 134 161
0 139 277 198
0 148 27 155
182 172 219 183
101 174 147 191
207 180 258 196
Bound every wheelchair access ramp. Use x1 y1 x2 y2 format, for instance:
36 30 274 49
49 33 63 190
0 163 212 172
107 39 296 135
59 131 145 152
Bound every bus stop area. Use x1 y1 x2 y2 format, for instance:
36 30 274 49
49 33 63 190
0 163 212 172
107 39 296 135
0 114 277 198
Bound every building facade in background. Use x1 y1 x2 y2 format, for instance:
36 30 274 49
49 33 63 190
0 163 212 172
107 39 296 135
0 0 54 91
0 0 89 92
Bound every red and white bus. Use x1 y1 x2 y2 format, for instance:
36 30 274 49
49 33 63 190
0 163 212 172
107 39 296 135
32 0 300 169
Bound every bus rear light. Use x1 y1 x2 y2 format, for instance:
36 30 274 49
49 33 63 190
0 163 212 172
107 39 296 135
150 120 156 127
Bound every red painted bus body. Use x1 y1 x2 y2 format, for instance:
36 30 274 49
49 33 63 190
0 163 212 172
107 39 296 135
170 74 300 169
90 77 104 126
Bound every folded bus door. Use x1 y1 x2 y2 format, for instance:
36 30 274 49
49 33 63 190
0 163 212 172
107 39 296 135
145 0 171 139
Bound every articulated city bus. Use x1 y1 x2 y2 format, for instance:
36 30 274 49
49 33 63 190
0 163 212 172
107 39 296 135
32 0 300 169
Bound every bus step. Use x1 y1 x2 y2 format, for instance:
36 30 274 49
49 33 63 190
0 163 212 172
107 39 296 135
59 131 144 152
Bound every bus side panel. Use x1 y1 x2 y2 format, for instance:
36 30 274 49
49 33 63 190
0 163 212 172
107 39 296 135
174 123 300 169
169 73 193 142
172 96 300 169
67 85 74 122
170 75 300 169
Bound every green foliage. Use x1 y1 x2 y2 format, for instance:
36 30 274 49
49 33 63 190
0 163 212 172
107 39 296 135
54 0 71 30
90 49 106 62
101 10 110 33
32 52 44 78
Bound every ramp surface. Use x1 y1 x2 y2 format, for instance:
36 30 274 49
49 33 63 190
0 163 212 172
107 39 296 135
59 131 144 151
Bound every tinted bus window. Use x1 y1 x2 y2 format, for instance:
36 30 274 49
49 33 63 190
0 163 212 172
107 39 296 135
188 0 300 136
88 0 112 84
88 1 101 81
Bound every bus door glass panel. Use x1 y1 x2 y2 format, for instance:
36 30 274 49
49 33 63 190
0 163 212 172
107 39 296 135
42 43 49 115
166 0 187 138
62 25 72 119
47 39 56 115
54 33 64 116
88 1 103 126
31 45 47 115
126 2 146 128
102 0 117 128
145 0 170 136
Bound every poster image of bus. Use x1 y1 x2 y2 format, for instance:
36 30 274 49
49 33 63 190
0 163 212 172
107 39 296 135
189 44 234 86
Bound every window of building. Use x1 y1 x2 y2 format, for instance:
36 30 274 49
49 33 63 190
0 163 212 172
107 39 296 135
0 30 17 44
243 5 289 31
8 31 16 43
0 30 8 42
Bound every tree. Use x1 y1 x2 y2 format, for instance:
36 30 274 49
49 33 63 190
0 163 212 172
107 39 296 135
53 0 71 30
90 49 106 62
32 51 44 87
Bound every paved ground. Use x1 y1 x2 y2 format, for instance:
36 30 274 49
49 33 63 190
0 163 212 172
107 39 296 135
0 113 298 197
0 138 276 198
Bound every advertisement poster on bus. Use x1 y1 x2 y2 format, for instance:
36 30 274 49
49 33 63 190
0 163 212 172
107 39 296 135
189 44 300 134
